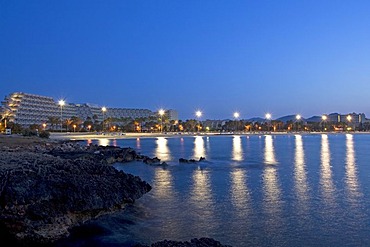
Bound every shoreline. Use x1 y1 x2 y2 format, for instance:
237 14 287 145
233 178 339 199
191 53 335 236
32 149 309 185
48 131 370 141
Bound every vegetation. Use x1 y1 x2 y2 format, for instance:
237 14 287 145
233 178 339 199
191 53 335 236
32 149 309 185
2 113 370 135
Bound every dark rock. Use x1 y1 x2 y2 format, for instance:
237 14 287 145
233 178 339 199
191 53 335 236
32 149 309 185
0 146 152 246
179 157 206 163
134 237 232 247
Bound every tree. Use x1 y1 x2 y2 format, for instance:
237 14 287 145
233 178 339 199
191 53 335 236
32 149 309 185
47 116 60 131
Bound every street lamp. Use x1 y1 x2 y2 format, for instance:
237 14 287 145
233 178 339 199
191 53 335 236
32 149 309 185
102 107 107 131
233 112 240 132
322 115 327 131
58 100 65 132
196 110 202 132
73 124 76 132
88 125 91 132
42 123 46 131
296 114 301 132
159 109 165 133
265 113 272 132
347 115 352 131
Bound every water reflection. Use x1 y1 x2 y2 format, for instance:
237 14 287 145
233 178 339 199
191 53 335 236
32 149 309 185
153 167 174 199
232 135 243 161
294 135 309 208
136 138 141 149
98 138 110 146
191 168 215 233
345 134 361 201
320 134 336 204
263 135 282 234
155 137 172 162
230 168 250 215
264 135 277 165
193 136 206 159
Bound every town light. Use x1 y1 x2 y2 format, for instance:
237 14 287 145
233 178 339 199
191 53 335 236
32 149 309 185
265 113 271 120
296 114 301 120
347 115 352 122
322 115 327 121
234 112 240 119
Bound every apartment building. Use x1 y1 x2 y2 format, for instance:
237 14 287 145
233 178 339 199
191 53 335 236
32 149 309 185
1 92 178 127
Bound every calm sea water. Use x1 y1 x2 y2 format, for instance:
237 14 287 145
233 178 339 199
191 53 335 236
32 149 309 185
60 133 370 247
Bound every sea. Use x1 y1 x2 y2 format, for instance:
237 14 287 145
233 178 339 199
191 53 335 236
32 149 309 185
58 133 370 247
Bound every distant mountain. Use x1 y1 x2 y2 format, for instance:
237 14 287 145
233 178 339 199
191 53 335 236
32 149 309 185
276 115 306 123
306 116 322 123
246 117 266 122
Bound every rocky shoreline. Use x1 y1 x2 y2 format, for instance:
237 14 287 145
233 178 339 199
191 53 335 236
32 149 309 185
0 135 231 247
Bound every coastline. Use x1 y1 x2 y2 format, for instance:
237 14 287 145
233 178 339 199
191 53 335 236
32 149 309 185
48 131 370 141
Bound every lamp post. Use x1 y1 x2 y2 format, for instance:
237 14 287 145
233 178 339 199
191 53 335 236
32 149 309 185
233 112 240 132
296 114 301 132
58 100 65 132
265 113 271 132
88 125 91 132
73 124 76 132
322 115 327 132
196 110 202 132
102 107 107 131
159 109 165 133
347 115 352 131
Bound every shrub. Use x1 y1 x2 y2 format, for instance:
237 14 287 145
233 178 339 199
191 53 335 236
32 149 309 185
39 130 50 139
22 128 38 137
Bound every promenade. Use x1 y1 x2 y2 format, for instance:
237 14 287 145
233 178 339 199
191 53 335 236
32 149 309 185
47 131 364 141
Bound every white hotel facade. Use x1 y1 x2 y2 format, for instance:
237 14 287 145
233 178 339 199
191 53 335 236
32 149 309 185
1 92 178 127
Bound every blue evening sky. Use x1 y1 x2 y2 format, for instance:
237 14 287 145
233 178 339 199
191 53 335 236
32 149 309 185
1 1 370 120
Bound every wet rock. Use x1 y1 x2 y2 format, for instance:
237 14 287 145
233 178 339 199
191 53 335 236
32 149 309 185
134 237 232 247
179 157 206 163
0 145 152 246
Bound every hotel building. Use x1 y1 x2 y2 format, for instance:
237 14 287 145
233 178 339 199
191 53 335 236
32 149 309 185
1 92 178 127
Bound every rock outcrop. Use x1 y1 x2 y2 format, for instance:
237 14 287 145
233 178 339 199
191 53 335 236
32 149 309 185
179 157 206 163
134 237 232 247
0 138 152 246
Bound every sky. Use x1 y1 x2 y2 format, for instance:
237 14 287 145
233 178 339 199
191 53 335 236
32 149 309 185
1 1 370 120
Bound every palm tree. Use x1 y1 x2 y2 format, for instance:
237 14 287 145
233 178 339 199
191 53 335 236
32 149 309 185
47 116 60 131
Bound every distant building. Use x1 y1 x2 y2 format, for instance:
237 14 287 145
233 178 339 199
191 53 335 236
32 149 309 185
166 109 179 121
327 113 365 127
1 92 176 127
